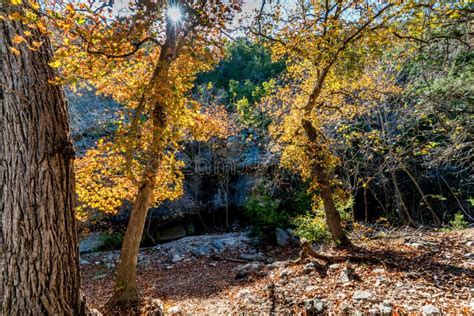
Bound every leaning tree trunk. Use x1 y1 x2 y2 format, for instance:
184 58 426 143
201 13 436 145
302 119 351 248
108 16 177 307
107 152 162 306
0 3 86 314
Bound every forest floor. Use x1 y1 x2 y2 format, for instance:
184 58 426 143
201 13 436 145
81 227 473 315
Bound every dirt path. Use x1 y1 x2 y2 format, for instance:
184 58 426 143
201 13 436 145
82 229 474 315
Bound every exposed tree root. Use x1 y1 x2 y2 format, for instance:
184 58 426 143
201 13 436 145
291 239 381 266
106 286 140 308
210 254 252 263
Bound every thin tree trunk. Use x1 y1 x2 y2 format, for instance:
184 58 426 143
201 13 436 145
0 2 86 314
302 119 351 248
364 186 368 222
391 172 415 226
398 161 441 225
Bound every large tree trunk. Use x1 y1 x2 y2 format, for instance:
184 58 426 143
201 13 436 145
0 3 86 314
302 119 351 248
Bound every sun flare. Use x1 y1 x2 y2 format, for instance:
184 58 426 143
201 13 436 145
167 5 182 23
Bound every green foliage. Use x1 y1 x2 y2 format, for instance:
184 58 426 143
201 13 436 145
198 38 285 94
448 213 469 230
98 230 124 251
244 182 312 237
198 38 284 128
244 187 285 237
292 213 330 243
291 196 353 243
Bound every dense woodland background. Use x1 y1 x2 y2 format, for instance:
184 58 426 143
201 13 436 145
70 23 473 243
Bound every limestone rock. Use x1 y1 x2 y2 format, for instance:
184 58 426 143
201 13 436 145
275 228 290 247
422 304 441 315
353 290 373 301
167 306 182 316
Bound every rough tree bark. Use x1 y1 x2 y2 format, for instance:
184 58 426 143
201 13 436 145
0 2 86 314
302 119 352 248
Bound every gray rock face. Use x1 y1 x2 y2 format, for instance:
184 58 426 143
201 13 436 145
275 228 290 247
422 304 441 315
353 290 373 301
155 232 251 258
156 224 187 242
79 233 105 254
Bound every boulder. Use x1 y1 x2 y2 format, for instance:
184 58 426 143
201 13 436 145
463 253 474 260
79 258 91 266
171 255 182 263
212 239 225 252
233 262 264 279
380 304 392 316
275 228 290 247
191 243 215 257
167 306 182 316
422 305 441 315
340 266 356 283
353 290 373 301
328 263 341 270
375 275 386 286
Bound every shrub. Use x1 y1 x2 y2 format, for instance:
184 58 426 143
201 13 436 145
291 195 353 243
448 212 469 230
244 187 285 238
292 213 330 243
98 230 124 251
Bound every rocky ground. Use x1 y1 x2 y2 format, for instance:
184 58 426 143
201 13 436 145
81 228 474 315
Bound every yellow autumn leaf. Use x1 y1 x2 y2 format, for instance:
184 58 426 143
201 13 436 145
8 12 22 20
31 40 42 48
29 0 40 10
10 0 21 5
12 34 26 45
9 46 21 56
